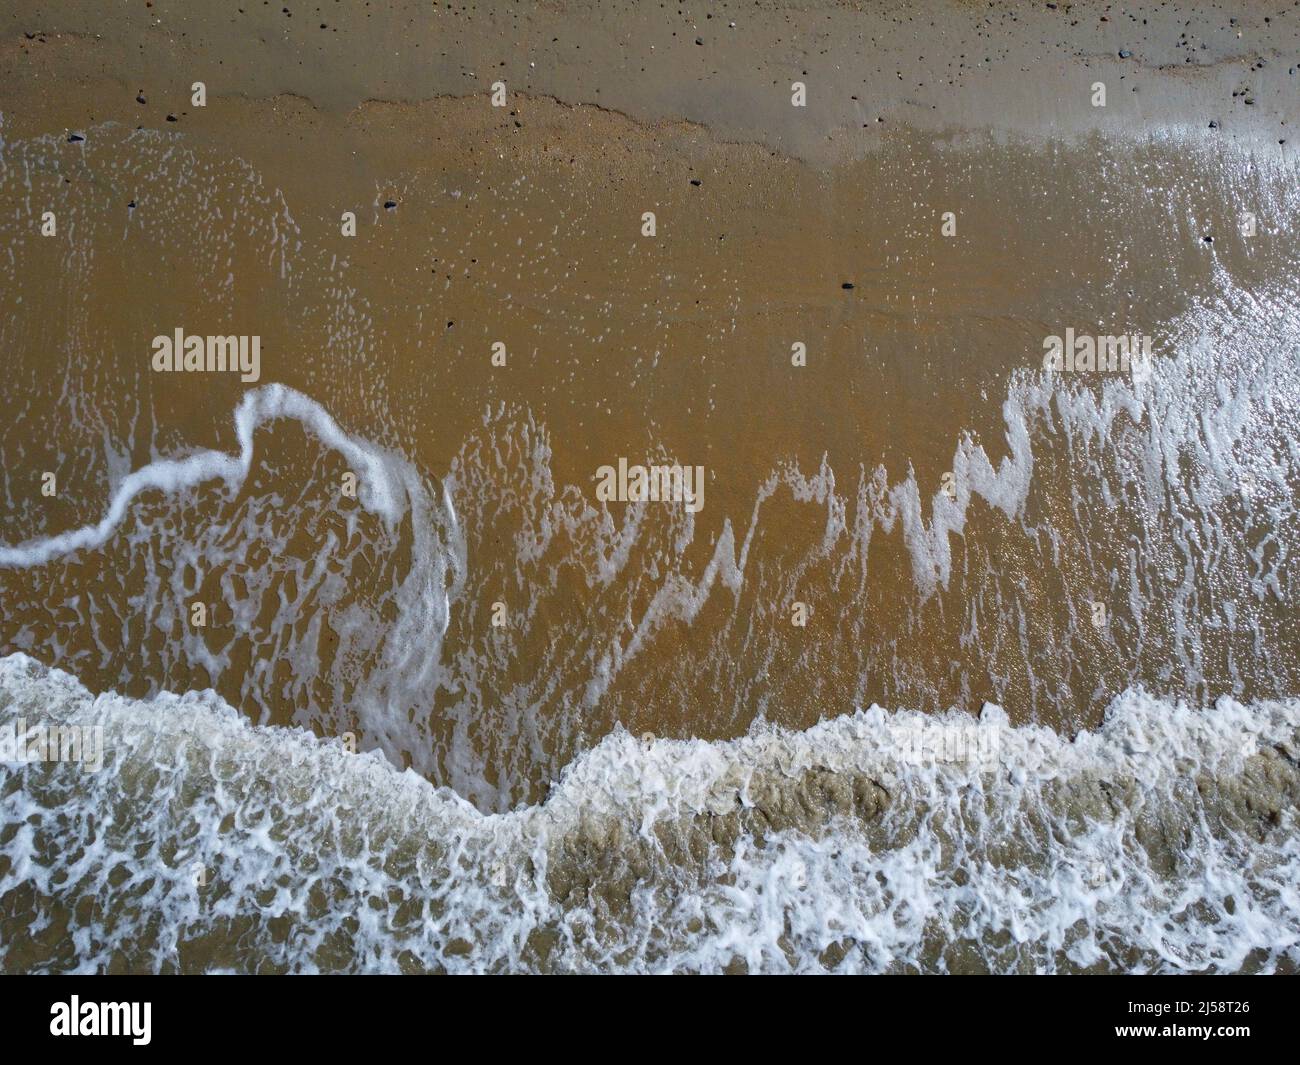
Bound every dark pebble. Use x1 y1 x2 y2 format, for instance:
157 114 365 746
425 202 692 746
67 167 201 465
842 282 855 290
384 200 397 210
67 132 84 142
1118 49 1132 59
689 178 701 186
165 114 177 122
1209 120 1219 129
1202 235 1213 243
136 94 146 104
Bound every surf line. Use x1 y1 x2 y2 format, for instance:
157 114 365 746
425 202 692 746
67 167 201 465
0 384 406 569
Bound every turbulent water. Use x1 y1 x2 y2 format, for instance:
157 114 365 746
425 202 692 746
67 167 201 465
2 653 1298 973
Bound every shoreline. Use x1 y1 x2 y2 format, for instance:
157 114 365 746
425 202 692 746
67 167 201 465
3 1 1298 162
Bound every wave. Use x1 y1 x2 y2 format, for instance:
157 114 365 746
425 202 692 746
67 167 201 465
2 652 1297 973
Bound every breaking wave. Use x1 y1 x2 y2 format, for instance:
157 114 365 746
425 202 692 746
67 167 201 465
1 652 1298 973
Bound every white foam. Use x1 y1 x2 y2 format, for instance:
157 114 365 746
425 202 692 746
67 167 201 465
0 384 406 568
2 652 1296 973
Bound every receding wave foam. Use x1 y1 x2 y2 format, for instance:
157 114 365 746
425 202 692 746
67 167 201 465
0 383 467 786
0 383 410 568
1 271 1297 812
2 653 1297 973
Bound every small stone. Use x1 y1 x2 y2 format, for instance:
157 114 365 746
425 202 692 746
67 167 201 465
165 114 177 122
841 282 855 290
1118 49 1132 59
689 178 701 186
67 132 84 142
384 200 397 210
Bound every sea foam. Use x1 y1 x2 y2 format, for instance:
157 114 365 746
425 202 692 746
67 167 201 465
2 652 1297 973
